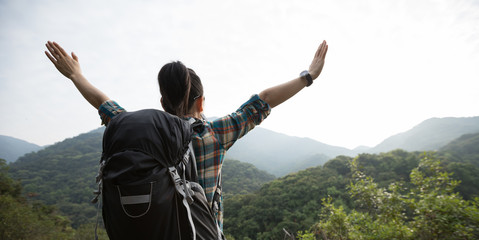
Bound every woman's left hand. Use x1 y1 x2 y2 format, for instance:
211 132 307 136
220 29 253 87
308 40 328 80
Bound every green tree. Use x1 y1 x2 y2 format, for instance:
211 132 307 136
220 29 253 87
310 153 479 240
407 154 479 239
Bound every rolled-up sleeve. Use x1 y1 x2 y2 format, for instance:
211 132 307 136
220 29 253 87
98 100 126 126
211 94 271 150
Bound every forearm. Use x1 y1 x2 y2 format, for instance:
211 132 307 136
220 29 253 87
259 41 328 108
70 74 109 110
258 77 307 108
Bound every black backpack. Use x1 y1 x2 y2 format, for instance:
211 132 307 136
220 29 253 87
91 109 223 240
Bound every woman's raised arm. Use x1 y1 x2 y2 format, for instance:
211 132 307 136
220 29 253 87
259 40 328 108
45 41 109 110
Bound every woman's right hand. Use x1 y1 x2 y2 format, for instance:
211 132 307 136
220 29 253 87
45 41 82 80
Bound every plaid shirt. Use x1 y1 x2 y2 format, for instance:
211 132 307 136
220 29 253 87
98 94 271 229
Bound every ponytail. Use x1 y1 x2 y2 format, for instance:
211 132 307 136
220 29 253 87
158 61 191 117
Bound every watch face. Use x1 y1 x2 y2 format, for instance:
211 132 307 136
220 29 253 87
300 70 313 86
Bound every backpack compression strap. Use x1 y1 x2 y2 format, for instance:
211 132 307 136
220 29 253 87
92 157 107 240
168 146 197 240
212 171 222 216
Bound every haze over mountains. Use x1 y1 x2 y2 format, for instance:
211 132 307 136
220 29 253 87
2 116 478 175
0 135 43 163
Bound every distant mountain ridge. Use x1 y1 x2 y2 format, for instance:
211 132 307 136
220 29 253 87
225 116 479 175
225 127 355 176
0 135 43 163
368 117 479 153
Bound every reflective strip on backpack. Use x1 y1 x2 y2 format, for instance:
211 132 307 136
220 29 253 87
120 194 150 205
117 184 153 218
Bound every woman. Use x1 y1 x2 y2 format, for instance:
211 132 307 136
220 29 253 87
45 40 328 230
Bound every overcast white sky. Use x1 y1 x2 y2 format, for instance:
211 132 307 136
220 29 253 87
1 0 478 149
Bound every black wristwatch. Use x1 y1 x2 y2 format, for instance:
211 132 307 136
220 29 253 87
300 70 313 87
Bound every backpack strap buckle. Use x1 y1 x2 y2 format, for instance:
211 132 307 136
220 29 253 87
168 166 194 204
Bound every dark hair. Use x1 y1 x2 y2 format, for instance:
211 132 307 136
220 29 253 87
187 68 203 111
158 62 204 117
158 61 191 116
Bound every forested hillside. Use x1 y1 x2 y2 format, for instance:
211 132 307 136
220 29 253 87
438 132 479 200
223 133 479 239
222 159 276 199
9 129 104 227
224 150 422 239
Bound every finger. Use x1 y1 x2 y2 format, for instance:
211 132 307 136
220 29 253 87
314 42 323 58
45 42 56 56
322 43 328 58
45 43 58 60
319 41 328 58
45 51 56 64
71 52 78 61
53 41 68 57
46 42 61 59
50 41 64 58
317 40 327 58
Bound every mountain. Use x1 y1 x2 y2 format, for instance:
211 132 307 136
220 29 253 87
369 116 479 153
225 127 355 176
0 135 43 163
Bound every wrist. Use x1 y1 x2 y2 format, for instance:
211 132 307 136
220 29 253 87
300 70 313 87
69 72 83 82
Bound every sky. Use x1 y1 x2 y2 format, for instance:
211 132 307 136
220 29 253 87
0 0 478 149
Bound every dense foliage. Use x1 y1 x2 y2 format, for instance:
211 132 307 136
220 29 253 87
0 158 108 239
311 154 479 240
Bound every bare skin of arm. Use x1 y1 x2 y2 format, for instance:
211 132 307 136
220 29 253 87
45 41 109 110
259 40 328 108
